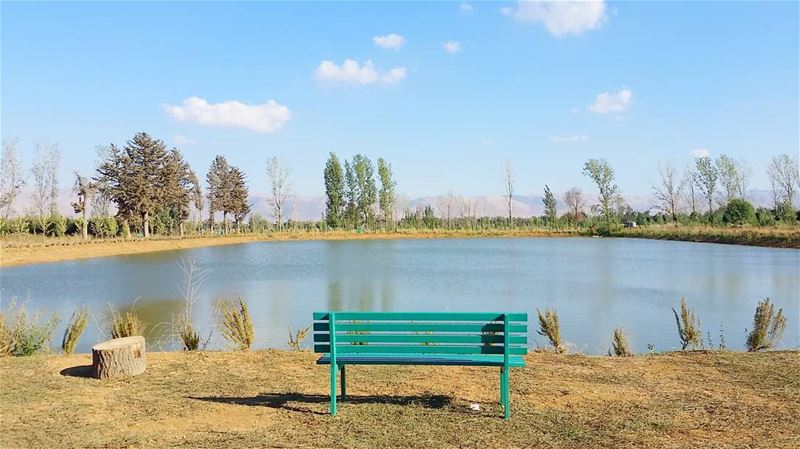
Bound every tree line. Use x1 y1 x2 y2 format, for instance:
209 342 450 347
0 131 798 239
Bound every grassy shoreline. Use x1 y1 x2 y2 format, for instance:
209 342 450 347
1 226 797 267
1 349 797 448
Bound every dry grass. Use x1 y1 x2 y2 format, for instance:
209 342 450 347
536 307 564 353
288 325 311 351
61 307 88 355
747 298 788 352
610 327 632 357
0 229 582 267
109 304 146 339
217 299 254 351
673 298 702 350
612 225 800 248
0 350 798 448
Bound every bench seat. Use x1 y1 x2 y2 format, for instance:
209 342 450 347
317 353 526 367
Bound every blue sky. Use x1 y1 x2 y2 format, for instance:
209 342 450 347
2 1 798 198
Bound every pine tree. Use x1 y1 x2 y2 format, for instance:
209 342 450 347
228 166 250 232
323 152 345 229
206 155 231 234
543 185 557 225
377 158 396 228
162 148 199 236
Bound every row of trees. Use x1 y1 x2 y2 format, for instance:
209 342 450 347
1 132 798 238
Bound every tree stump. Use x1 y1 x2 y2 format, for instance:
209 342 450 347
91 336 146 379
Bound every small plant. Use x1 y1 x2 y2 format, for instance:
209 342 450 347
61 306 88 355
287 325 310 351
0 300 60 357
217 298 254 350
109 303 146 339
647 343 656 355
174 257 210 351
609 327 632 357
536 307 564 353
746 298 787 352
176 316 200 351
718 322 727 350
672 298 701 350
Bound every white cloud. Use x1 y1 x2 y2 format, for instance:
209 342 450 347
373 33 405 50
550 135 589 143
314 59 407 85
162 97 291 133
587 88 632 114
691 148 710 159
502 0 607 37
459 3 474 13
173 134 195 145
443 40 461 53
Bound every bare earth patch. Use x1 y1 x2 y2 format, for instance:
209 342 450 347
1 350 798 448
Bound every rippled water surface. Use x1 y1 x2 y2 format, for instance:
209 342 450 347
1 237 798 354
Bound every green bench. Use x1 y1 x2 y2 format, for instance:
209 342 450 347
313 312 528 419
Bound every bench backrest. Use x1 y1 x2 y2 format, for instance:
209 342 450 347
312 312 528 360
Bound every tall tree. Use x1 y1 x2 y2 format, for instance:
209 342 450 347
323 152 345 228
715 154 739 206
563 187 585 222
504 161 514 226
694 156 718 214
71 172 98 240
228 166 250 232
352 154 377 228
96 132 174 238
344 160 358 228
582 159 618 223
735 158 751 200
0 137 25 219
653 162 683 223
682 164 698 216
206 155 231 234
162 148 200 237
377 157 396 227
543 185 557 224
767 153 800 216
30 142 60 233
266 156 291 229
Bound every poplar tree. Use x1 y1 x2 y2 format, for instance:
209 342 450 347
344 160 358 228
323 152 345 228
352 154 377 228
377 157 396 227
543 185 557 224
582 159 618 224
694 156 718 214
228 166 250 232
206 155 231 234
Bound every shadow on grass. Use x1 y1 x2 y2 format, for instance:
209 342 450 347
59 365 93 378
190 392 453 415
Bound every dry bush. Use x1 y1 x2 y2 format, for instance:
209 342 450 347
174 257 211 351
109 303 145 339
61 306 88 355
536 307 564 353
610 327 632 356
287 325 310 351
673 298 701 350
217 298 254 350
176 316 200 351
746 298 787 352
0 299 59 357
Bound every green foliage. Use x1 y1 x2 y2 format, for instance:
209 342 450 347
610 327 632 357
582 159 618 223
377 158 396 226
746 298 787 352
61 307 88 355
47 213 67 237
0 300 60 357
217 298 254 350
324 152 345 228
673 298 701 350
536 307 564 353
177 317 200 351
287 325 310 351
543 185 557 225
694 156 718 214
723 199 755 225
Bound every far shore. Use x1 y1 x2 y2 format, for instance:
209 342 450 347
2 225 798 268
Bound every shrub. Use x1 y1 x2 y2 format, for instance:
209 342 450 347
217 298 254 350
61 307 89 355
47 213 67 237
287 325 310 351
722 199 755 225
610 327 632 356
746 298 787 351
536 307 564 353
176 317 200 351
0 300 60 357
673 298 701 350
109 304 146 339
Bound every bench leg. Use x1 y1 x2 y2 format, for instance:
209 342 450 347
502 367 510 420
330 362 337 416
340 365 347 400
499 368 506 405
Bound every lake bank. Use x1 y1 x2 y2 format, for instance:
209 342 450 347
1 349 797 448
2 225 798 268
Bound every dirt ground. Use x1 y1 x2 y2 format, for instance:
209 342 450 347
1 350 798 448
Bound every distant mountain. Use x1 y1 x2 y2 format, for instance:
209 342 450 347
6 188 781 221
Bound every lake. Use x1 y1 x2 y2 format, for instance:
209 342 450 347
1 237 798 354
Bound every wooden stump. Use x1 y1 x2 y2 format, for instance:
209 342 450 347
91 336 146 379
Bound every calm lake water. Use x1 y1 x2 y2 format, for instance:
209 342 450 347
1 237 798 354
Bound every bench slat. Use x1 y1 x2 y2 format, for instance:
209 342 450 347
313 312 527 322
316 354 526 367
313 322 527 333
313 344 527 355
313 333 527 344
